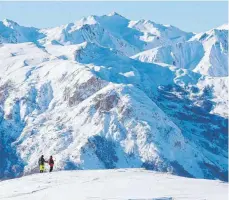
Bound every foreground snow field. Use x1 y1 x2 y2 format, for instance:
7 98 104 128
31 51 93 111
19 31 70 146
0 169 228 200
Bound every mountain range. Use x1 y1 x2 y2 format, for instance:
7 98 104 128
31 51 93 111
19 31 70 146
0 12 228 181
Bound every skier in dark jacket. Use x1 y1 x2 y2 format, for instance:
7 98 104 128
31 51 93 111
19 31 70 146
48 156 54 172
38 155 47 173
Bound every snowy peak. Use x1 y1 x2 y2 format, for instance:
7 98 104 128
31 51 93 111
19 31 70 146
77 15 98 26
2 19 19 28
134 23 228 77
129 18 194 39
192 24 228 42
107 11 124 17
217 23 228 30
101 12 129 22
78 12 129 28
0 14 194 56
190 25 228 76
0 19 43 44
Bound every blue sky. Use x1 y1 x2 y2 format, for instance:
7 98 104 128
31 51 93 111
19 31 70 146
0 1 227 32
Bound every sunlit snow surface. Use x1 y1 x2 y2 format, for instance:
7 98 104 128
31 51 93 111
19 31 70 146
0 169 228 200
0 13 228 181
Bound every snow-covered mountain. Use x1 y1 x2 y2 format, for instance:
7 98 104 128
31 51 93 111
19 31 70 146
0 13 228 182
0 19 43 44
0 169 228 200
0 12 193 56
133 24 228 77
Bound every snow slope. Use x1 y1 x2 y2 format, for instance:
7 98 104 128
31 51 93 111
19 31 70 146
0 42 227 181
0 169 228 200
0 13 228 182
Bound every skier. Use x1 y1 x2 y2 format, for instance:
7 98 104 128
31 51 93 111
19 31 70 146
38 155 46 173
48 156 54 172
